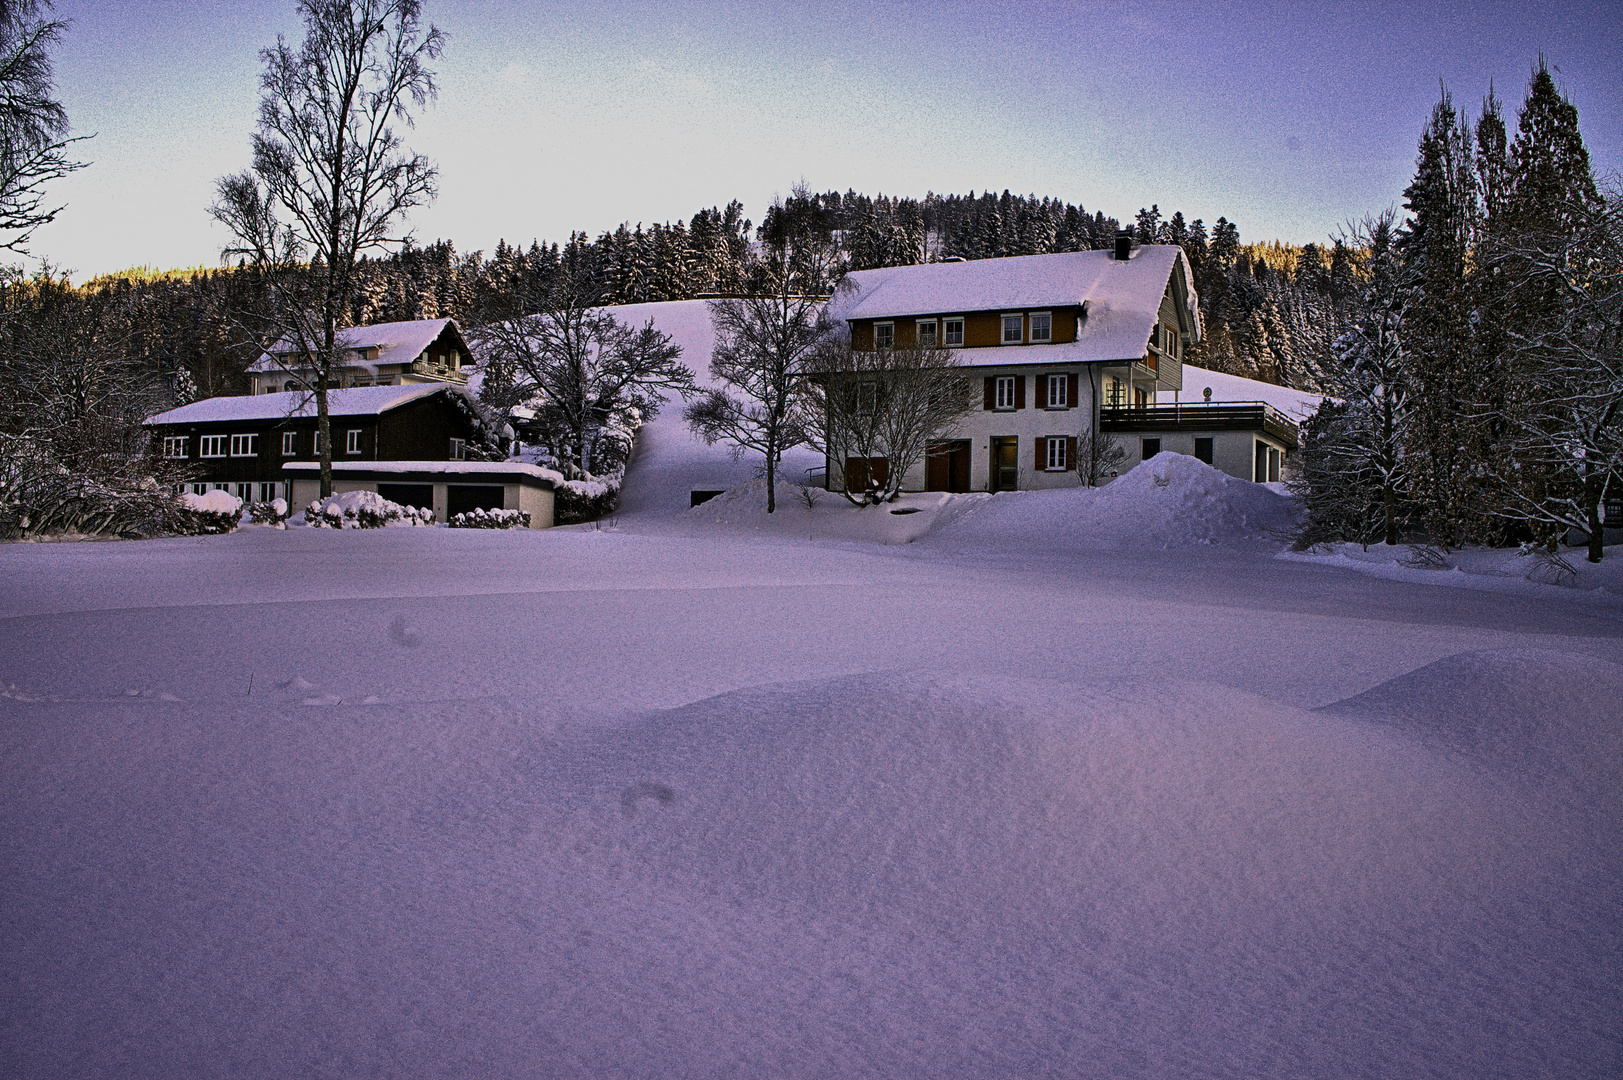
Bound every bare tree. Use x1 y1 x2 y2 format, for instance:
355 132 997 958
210 0 442 497
803 340 973 504
685 187 836 512
0 270 185 538
0 0 87 254
1074 426 1127 487
471 274 692 478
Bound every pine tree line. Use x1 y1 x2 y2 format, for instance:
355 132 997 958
1297 60 1620 559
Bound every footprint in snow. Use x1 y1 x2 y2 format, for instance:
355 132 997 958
301 692 343 707
389 615 421 647
621 782 677 816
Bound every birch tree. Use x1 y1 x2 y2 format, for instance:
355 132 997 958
209 0 442 497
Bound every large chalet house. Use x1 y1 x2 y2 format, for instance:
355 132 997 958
146 327 558 527
823 237 1298 493
244 318 473 395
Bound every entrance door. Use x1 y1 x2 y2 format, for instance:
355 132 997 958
990 437 1019 492
926 440 972 492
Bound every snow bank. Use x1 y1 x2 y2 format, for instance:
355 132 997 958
927 451 1298 554
1280 540 1623 602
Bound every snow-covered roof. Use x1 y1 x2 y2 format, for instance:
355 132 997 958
282 460 563 486
1177 365 1324 420
144 385 461 426
827 247 1200 364
247 318 464 373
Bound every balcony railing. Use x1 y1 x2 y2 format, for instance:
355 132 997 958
1099 401 1298 442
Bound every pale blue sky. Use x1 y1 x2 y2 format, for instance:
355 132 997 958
31 0 1623 280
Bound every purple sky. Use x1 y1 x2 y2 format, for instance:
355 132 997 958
31 0 1623 280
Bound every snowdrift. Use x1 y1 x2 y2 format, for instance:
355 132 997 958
926 451 1299 553
4 664 1613 1076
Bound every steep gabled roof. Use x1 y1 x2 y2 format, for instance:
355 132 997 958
827 246 1201 365
143 384 463 426
246 318 465 373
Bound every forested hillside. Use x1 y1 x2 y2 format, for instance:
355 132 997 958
21 186 1353 406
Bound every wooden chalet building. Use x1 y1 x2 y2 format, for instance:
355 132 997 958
143 384 558 527
244 318 473 394
824 237 1299 492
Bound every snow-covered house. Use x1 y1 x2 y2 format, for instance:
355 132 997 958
144 384 557 527
825 239 1298 490
245 318 473 395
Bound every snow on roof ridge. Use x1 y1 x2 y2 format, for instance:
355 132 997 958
143 383 459 426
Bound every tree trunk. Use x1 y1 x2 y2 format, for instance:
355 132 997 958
1586 462 1605 563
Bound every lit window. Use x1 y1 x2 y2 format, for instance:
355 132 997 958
916 320 937 348
230 433 259 457
161 436 188 458
449 438 466 461
282 431 297 456
944 318 964 347
873 322 894 350
346 429 363 454
1045 437 1069 471
1046 374 1068 408
1002 315 1023 344
200 435 228 458
995 376 1017 410
1030 313 1051 343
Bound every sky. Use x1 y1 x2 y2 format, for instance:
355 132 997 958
27 0 1623 282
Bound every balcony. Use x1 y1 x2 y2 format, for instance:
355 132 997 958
1099 402 1298 444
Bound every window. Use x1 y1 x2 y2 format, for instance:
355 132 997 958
1045 437 1069 471
313 431 323 455
1195 437 1214 465
200 435 228 458
282 431 297 456
1030 312 1051 343
916 320 937 348
1046 374 1068 409
161 436 188 458
234 482 254 501
994 376 1017 410
1134 387 1150 408
873 322 894 350
230 433 259 457
1162 324 1179 357
850 380 878 415
449 438 467 461
1002 314 1023 344
944 318 964 347
257 482 280 502
189 482 208 495
346 429 363 455
1142 438 1161 459
1105 378 1125 408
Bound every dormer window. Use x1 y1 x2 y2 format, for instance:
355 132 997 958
944 318 964 347
1030 312 1052 343
873 322 894 350
916 320 937 348
1002 315 1023 344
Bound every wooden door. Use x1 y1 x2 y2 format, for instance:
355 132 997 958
990 437 1018 492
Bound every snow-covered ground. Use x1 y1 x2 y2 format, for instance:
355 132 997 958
2 301 1621 1077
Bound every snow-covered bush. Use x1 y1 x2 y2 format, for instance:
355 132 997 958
167 489 243 535
555 476 618 525
449 507 530 529
304 491 434 529
246 498 292 527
